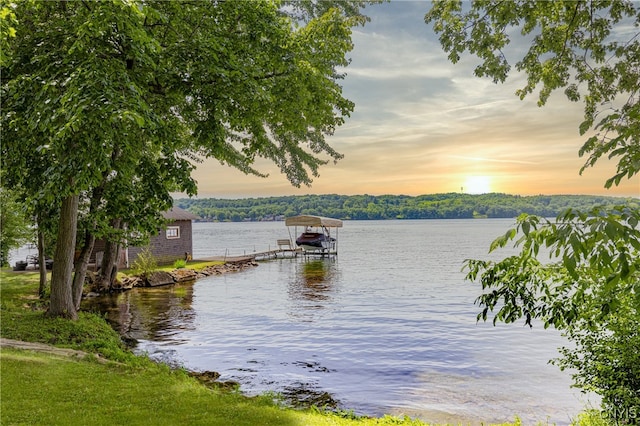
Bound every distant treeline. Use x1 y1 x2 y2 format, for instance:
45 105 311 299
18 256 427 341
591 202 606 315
175 193 633 222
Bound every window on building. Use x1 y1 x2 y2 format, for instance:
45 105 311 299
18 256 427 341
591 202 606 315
166 226 180 239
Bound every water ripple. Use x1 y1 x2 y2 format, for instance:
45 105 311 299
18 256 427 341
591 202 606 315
85 220 593 425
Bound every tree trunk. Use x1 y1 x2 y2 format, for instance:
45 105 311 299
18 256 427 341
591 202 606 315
72 230 95 310
48 194 79 319
72 180 106 306
98 218 122 291
0 246 7 268
37 224 47 299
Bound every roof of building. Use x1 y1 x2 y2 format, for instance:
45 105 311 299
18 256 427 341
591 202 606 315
284 215 343 228
162 206 200 221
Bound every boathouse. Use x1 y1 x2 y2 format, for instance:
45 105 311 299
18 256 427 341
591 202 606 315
92 206 200 268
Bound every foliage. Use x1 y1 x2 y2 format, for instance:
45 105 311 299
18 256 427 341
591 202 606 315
466 205 640 328
176 193 631 222
571 411 615 426
2 0 369 317
173 259 187 269
0 186 33 266
145 260 224 274
426 1 640 421
465 205 640 417
558 296 640 425
129 248 158 278
0 0 17 65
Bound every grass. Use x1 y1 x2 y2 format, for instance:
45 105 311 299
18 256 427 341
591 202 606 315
0 270 603 426
160 259 224 272
0 271 143 364
1 348 316 426
119 259 225 276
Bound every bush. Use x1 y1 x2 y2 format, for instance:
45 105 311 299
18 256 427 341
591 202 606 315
130 248 157 277
557 293 640 425
173 259 187 269
571 410 613 426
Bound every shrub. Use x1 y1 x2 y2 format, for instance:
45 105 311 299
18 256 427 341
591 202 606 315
173 259 187 269
557 293 640 424
130 248 157 277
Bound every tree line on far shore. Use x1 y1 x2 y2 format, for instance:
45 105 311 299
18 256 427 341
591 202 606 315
175 193 633 222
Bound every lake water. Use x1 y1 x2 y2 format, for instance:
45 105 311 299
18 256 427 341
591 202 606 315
82 220 594 425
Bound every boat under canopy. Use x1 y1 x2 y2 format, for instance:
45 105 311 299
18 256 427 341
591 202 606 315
285 215 342 256
295 232 335 250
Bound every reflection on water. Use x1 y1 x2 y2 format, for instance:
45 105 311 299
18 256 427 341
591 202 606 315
82 282 196 343
287 259 340 322
82 220 592 425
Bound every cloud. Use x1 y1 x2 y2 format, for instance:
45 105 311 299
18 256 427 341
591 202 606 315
184 2 639 199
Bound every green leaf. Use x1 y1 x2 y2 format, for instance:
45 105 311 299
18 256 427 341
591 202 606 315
569 233 583 256
564 255 578 279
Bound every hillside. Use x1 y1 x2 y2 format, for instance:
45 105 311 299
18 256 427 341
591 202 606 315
175 193 633 222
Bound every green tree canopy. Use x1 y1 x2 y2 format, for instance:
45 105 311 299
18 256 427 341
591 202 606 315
2 0 369 318
425 1 640 420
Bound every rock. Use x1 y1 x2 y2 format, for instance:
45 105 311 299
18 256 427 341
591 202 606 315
130 276 144 287
201 265 223 275
188 370 239 391
189 370 220 382
96 260 259 294
113 276 141 290
145 271 175 287
280 384 340 410
121 335 138 348
170 268 198 283
198 261 257 277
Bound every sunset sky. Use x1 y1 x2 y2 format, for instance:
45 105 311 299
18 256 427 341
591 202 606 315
187 1 639 199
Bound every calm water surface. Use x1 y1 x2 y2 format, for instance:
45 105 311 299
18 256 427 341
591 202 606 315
83 220 593 425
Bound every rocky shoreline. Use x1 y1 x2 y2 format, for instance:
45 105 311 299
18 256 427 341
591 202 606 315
85 259 259 294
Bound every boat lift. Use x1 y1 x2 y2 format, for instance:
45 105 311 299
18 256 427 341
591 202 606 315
205 215 343 262
284 215 343 257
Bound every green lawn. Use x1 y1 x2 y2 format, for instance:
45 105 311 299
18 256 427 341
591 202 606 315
1 348 332 426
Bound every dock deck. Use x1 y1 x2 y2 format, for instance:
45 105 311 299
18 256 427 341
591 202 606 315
202 247 303 263
202 246 342 263
202 230 339 263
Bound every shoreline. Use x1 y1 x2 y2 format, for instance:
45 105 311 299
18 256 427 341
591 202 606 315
86 258 259 293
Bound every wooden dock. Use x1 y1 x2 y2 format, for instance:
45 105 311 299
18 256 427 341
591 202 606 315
202 247 341 263
201 237 337 263
253 247 303 260
202 247 302 263
252 247 337 260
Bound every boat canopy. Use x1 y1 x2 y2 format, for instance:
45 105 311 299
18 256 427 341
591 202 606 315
284 215 343 228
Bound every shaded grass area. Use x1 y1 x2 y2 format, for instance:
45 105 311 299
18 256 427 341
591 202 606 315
0 271 144 364
0 270 600 425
